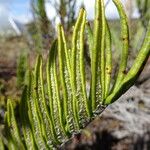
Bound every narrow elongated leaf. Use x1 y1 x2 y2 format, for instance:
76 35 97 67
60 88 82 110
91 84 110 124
91 0 105 111
99 0 106 101
58 25 75 135
26 71 48 149
47 39 67 142
104 22 150 104
34 55 56 148
104 21 112 99
2 0 150 149
19 86 36 150
5 100 25 150
86 22 93 59
46 40 61 144
71 8 86 129
111 0 129 92
79 13 92 118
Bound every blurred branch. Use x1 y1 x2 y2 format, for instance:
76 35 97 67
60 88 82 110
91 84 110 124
136 0 150 28
30 0 54 52
47 0 77 31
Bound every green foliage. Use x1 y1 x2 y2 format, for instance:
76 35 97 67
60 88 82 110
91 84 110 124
0 81 5 95
0 137 5 150
17 52 28 88
32 0 50 35
50 0 77 31
136 0 150 28
59 0 77 30
31 0 53 52
1 0 150 149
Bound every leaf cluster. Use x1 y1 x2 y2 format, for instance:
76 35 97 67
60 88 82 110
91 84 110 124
1 0 150 149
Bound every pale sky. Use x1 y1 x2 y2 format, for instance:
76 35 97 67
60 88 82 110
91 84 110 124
0 0 140 25
46 0 140 24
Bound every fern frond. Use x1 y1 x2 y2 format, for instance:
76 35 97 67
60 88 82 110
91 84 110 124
58 25 72 135
86 22 93 59
2 0 150 149
47 39 69 144
34 56 57 148
5 100 25 149
19 86 36 149
104 21 150 104
104 20 112 98
46 40 61 145
26 71 48 149
111 0 129 93
91 0 103 111
71 8 87 129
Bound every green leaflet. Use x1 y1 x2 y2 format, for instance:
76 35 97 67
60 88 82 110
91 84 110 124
58 25 78 135
71 8 92 128
26 71 49 149
104 20 112 99
91 0 106 111
5 100 25 150
48 39 66 140
71 8 88 129
111 0 129 93
34 56 56 148
104 21 150 104
0 137 5 150
46 40 61 144
2 0 150 149
19 86 36 150
86 21 93 59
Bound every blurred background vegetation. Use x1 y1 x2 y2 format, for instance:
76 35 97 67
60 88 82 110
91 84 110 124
0 0 149 123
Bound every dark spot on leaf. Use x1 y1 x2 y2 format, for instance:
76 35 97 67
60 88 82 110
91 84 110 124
34 87 38 90
122 37 128 41
123 70 127 74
